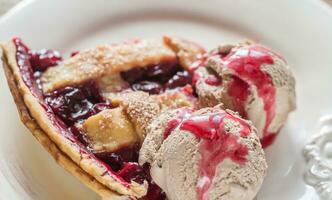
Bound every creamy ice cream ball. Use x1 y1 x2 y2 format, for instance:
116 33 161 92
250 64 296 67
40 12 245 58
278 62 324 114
139 106 267 200
193 42 296 147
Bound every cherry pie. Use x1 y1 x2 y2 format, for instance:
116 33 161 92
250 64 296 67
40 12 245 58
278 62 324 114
0 36 204 199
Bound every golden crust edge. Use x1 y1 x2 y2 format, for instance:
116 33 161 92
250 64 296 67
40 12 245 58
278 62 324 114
0 41 136 199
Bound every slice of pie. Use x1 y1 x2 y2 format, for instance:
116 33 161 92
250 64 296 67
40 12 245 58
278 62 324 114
0 36 205 199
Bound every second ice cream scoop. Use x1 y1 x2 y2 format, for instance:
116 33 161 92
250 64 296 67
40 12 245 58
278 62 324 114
193 42 296 147
139 106 267 200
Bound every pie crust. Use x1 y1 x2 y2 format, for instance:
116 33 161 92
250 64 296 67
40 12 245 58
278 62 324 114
1 46 128 200
0 36 204 199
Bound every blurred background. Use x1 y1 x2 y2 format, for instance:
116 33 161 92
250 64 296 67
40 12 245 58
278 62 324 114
0 0 19 15
1 0 332 16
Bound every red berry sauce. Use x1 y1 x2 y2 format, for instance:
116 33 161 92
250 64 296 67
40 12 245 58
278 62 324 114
204 74 222 86
227 76 250 117
163 108 250 200
180 111 250 200
163 108 193 139
190 50 219 86
221 45 277 147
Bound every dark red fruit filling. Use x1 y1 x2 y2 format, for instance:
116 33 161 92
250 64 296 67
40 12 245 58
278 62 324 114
145 62 179 82
97 151 166 200
13 38 43 97
44 82 111 126
165 71 191 89
121 60 192 94
69 125 91 147
118 162 146 184
70 51 80 57
97 147 148 185
132 81 163 94
140 181 167 200
139 165 167 200
30 49 62 72
95 147 139 172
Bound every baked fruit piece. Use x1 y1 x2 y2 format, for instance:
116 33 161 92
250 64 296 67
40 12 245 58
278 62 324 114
192 42 296 148
0 36 205 199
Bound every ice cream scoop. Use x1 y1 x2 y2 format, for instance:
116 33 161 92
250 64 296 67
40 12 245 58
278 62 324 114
139 106 267 200
193 42 296 147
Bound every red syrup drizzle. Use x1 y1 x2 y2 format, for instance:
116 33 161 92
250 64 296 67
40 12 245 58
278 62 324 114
190 55 208 86
163 108 250 200
204 75 221 86
163 108 193 139
227 76 250 117
190 50 220 86
180 111 250 200
260 132 277 148
222 45 277 147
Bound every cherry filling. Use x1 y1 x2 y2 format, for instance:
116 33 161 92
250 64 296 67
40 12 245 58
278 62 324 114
139 164 167 200
95 146 139 172
13 38 166 199
44 83 112 126
30 49 62 72
13 37 43 98
121 61 192 94
165 70 191 89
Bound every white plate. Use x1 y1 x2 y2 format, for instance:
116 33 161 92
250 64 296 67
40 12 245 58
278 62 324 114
1 0 332 199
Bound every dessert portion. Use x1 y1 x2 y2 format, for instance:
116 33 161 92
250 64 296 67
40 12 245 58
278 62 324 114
1 36 204 199
139 106 267 200
193 42 296 147
1 35 294 200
